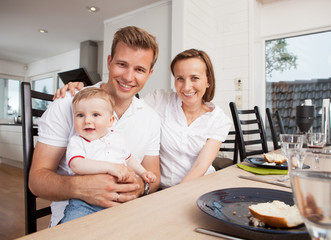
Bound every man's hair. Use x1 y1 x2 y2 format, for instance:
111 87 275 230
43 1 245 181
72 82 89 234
170 49 216 102
111 26 159 70
72 87 115 114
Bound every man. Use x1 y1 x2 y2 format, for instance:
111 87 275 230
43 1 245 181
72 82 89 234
30 26 161 226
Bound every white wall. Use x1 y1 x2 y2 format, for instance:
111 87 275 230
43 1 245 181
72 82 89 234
173 0 251 118
174 0 331 119
255 0 331 112
27 49 80 79
0 59 26 79
103 0 172 98
260 0 331 39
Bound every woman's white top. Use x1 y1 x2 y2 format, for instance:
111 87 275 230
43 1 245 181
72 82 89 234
143 89 232 188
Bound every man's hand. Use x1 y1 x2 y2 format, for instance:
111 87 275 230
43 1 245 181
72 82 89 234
73 174 140 207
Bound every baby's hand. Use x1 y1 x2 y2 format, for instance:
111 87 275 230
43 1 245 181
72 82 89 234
142 171 157 183
109 164 131 182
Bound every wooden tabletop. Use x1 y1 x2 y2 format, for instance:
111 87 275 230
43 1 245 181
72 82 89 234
16 161 309 240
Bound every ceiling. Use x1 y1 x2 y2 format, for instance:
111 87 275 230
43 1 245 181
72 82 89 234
0 0 161 64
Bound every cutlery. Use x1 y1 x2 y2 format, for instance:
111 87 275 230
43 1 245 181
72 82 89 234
239 175 291 188
195 227 245 240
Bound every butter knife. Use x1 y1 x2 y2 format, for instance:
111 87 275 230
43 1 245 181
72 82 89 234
239 175 291 188
195 227 244 240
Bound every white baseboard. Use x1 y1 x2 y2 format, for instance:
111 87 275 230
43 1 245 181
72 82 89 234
0 157 23 169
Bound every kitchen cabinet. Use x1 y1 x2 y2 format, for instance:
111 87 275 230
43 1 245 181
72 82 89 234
0 124 23 168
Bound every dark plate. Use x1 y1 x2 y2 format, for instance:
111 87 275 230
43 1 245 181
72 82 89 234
244 157 310 170
196 187 308 235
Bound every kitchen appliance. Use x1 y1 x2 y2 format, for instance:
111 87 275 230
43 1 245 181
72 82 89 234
58 40 102 86
296 105 314 134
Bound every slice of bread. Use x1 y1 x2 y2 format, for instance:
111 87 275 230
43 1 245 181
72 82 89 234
263 153 286 164
248 200 303 228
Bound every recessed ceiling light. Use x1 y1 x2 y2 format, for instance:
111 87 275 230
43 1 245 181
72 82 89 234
87 6 99 13
39 29 48 33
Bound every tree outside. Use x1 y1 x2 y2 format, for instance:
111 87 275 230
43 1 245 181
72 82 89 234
265 39 297 81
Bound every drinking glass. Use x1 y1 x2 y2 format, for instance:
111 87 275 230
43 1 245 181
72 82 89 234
291 171 331 239
306 133 327 149
279 134 305 181
287 148 307 171
280 134 305 158
290 151 331 239
306 133 327 169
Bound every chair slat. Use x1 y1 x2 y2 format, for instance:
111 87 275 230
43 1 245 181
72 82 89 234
242 129 260 135
240 119 258 125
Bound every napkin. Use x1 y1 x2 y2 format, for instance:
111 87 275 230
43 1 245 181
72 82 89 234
237 163 288 175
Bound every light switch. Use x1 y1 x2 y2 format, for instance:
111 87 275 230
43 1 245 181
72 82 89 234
236 95 243 109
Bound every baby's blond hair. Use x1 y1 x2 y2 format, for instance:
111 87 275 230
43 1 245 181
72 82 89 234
72 87 115 114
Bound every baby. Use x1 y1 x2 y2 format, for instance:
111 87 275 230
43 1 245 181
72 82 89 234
61 87 156 223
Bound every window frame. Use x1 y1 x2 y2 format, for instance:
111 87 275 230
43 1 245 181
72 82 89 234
263 28 331 140
29 71 60 94
0 74 23 123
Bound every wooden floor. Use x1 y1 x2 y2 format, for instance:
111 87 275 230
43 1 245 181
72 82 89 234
0 163 51 239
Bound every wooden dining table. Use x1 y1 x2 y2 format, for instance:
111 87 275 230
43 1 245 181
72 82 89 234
16 156 310 240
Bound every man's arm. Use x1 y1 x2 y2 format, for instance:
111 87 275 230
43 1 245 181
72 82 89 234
29 142 140 207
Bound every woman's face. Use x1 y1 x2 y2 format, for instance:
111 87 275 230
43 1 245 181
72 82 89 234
173 57 209 107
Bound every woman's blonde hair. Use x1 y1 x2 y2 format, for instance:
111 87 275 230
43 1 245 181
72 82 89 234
170 49 215 102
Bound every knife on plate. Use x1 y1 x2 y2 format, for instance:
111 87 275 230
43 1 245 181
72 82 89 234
239 175 291 188
195 227 245 240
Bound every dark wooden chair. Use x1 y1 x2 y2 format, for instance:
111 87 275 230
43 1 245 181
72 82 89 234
213 130 238 170
229 102 268 162
21 82 53 234
266 108 286 150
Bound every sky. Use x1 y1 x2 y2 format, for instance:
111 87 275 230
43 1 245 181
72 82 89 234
267 30 331 82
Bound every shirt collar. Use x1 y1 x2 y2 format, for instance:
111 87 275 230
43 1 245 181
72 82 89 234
113 96 143 122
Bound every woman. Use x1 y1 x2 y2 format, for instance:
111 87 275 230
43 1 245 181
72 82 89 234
55 49 232 189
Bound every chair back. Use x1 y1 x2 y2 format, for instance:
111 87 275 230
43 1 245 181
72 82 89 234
219 130 238 163
21 82 53 234
266 108 286 150
229 102 268 162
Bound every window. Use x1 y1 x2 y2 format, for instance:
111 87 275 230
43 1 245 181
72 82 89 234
265 30 331 137
0 78 20 122
32 77 54 111
30 72 62 111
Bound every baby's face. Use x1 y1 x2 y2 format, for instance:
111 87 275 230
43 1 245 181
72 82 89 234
73 97 113 141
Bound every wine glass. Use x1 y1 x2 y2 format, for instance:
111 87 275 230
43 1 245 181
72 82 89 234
290 151 331 240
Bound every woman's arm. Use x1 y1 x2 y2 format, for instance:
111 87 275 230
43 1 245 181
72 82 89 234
180 138 222 183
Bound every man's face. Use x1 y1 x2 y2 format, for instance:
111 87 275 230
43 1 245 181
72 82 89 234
106 42 154 102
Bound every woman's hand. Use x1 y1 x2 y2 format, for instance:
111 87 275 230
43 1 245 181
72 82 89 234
53 81 84 100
